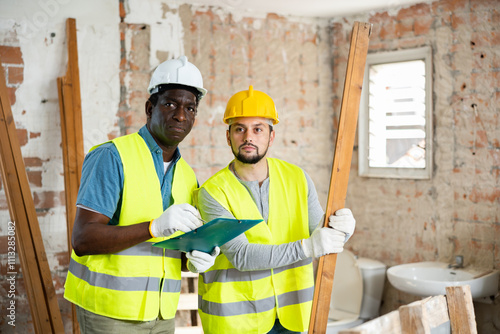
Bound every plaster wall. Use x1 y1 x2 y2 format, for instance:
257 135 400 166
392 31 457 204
334 1 500 332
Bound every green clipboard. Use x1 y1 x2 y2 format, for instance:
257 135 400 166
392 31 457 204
152 218 263 253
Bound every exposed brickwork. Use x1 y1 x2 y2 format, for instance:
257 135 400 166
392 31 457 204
0 45 23 64
118 23 150 136
175 5 334 198
1 46 22 107
334 1 500 331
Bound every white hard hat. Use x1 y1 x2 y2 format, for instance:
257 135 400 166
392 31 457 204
148 56 207 100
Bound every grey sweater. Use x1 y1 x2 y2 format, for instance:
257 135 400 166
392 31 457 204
197 170 324 271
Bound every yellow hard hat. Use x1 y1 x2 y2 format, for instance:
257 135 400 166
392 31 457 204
223 86 279 125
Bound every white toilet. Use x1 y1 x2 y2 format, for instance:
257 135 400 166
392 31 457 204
326 250 387 333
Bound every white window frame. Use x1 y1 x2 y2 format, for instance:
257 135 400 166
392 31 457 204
358 47 433 179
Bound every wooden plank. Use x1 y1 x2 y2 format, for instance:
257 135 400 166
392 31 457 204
65 17 84 179
0 121 48 334
445 286 477 334
340 286 476 334
419 295 449 329
308 21 372 333
399 297 436 334
58 77 72 251
58 17 84 251
399 304 428 334
59 75 80 248
339 310 401 334
0 62 65 333
58 76 81 333
57 17 84 334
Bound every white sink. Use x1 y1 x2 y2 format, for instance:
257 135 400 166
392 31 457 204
387 261 499 299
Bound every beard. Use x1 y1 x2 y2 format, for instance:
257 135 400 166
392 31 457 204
232 142 269 164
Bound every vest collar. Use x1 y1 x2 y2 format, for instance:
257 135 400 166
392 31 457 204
139 125 181 164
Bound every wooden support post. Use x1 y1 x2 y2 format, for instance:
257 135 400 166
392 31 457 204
57 18 84 259
339 285 477 334
308 21 371 333
399 300 431 334
445 286 477 334
0 63 65 333
57 17 84 334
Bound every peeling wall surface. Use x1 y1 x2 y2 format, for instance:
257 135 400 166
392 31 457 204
335 2 500 332
0 0 499 333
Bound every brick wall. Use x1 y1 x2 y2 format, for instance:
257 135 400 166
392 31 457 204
120 4 334 196
334 0 500 331
172 6 334 195
118 22 150 135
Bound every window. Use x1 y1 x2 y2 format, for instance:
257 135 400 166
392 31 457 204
358 47 433 179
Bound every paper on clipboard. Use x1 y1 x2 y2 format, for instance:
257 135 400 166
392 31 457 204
152 218 263 253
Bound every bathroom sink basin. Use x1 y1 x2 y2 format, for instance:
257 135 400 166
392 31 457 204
387 261 499 299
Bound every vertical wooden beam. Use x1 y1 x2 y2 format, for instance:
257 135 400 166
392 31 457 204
57 17 84 334
446 286 477 334
308 21 371 333
58 17 84 253
0 63 65 333
399 295 451 334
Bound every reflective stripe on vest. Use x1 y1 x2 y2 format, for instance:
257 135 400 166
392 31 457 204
198 286 314 318
201 258 312 284
64 133 197 321
197 158 314 333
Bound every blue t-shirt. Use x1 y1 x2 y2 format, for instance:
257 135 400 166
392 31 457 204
76 125 182 225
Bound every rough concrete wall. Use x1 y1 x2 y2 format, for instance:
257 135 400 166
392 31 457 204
121 2 334 195
332 0 500 332
179 7 334 195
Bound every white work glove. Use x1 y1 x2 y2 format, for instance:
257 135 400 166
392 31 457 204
302 227 346 258
328 208 356 242
187 247 220 273
150 203 203 238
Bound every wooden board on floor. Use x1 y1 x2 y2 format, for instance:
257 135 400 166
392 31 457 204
339 285 477 334
308 21 372 334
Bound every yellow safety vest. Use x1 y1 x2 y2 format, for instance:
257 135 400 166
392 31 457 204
64 132 197 321
197 158 314 333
